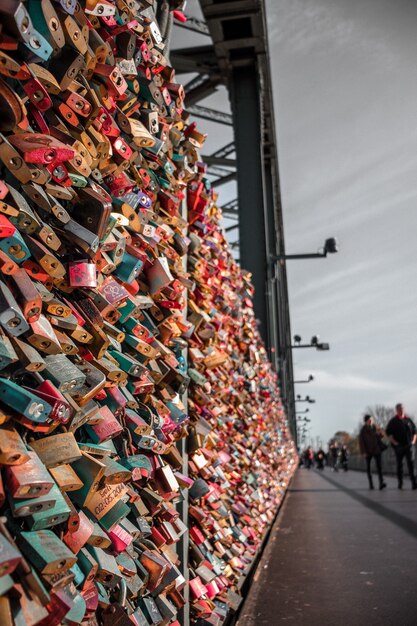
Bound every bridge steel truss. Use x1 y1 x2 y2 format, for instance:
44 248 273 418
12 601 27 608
173 0 296 440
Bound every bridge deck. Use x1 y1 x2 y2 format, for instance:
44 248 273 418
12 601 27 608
238 469 417 626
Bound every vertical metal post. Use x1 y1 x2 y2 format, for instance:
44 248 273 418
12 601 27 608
177 198 190 626
263 164 280 371
230 65 270 347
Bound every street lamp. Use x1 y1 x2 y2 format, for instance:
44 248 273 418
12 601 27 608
295 395 316 404
292 335 330 351
296 408 310 415
293 375 314 383
271 237 338 261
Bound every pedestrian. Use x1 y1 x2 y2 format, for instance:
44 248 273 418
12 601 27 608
305 446 314 469
359 415 387 490
386 403 417 490
340 444 349 472
329 442 339 472
316 448 325 470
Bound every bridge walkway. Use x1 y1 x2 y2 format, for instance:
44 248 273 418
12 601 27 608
237 468 417 626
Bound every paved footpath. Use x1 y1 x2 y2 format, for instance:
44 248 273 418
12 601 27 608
237 469 417 626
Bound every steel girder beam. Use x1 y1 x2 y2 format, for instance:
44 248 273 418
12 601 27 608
230 65 270 345
211 142 235 158
174 16 211 36
186 104 233 125
222 198 238 209
211 171 236 187
201 155 236 167
184 76 222 106
170 45 218 74
207 164 233 177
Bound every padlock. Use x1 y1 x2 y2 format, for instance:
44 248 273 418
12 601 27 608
5 451 54 499
49 464 83 492
17 530 77 575
31 432 81 468
27 484 72 530
10 337 45 372
0 282 30 336
68 261 97 288
0 331 18 370
0 379 52 423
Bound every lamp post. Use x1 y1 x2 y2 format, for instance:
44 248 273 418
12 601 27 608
295 395 316 404
293 375 314 384
271 237 339 262
292 335 330 351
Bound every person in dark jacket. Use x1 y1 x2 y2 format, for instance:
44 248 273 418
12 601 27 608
340 444 349 471
386 403 417 490
316 448 326 470
359 415 387 490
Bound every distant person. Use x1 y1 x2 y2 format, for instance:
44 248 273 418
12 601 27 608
305 447 314 469
329 442 339 472
340 444 349 472
316 448 326 470
386 403 417 490
359 415 387 490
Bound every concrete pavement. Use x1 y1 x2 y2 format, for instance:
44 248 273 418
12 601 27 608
237 469 417 626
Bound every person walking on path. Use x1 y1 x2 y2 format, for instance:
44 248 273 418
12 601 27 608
340 444 349 472
329 442 339 472
304 447 314 469
386 403 417 490
359 415 386 490
315 448 326 470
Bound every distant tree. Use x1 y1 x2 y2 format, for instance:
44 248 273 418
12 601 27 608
332 430 359 454
364 404 394 428
333 430 352 445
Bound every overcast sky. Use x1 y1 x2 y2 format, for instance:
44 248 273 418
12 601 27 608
173 0 417 445
267 0 417 445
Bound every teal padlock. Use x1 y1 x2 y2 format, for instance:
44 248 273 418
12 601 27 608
17 530 77 574
131 606 150 626
188 367 208 386
63 586 87 624
77 547 99 585
0 379 52 422
119 454 152 476
69 563 85 587
27 484 71 530
120 316 148 337
116 296 141 323
108 349 144 377
84 545 121 585
113 251 143 284
99 500 131 532
0 574 14 596
0 230 31 264
139 597 163 625
77 442 113 458
95 580 110 607
8 488 57 518
68 174 89 187
136 310 159 335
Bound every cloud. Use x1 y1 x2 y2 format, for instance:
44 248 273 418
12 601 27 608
295 368 398 391
290 258 381 301
266 0 400 69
